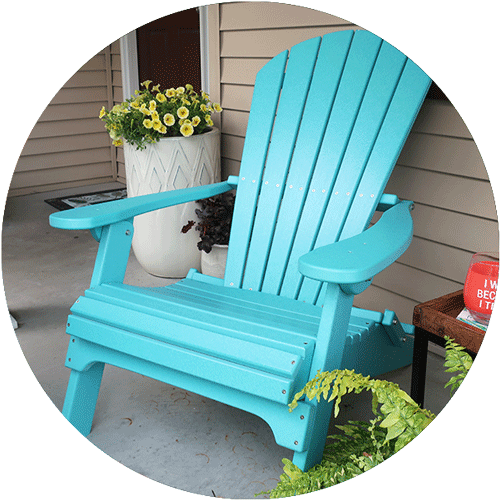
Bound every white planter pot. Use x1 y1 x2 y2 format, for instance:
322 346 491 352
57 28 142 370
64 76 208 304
124 128 221 278
201 244 228 279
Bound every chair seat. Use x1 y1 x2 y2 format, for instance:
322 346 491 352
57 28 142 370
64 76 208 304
69 278 320 405
68 277 381 405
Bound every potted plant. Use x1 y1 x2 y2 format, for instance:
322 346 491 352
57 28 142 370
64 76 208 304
99 81 223 278
182 192 235 278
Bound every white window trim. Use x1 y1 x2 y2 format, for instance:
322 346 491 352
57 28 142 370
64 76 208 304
120 6 209 97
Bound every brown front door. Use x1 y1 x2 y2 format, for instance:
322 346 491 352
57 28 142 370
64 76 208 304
136 8 201 92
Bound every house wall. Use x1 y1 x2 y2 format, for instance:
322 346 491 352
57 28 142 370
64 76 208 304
207 2 498 322
9 45 121 196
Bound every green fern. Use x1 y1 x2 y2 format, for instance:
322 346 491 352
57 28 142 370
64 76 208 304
444 336 473 395
290 369 434 453
261 337 472 497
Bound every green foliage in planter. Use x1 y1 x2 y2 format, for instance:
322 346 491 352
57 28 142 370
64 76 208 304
182 193 235 253
99 81 222 150
262 336 473 497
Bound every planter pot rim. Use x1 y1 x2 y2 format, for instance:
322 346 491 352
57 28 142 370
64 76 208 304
124 127 219 149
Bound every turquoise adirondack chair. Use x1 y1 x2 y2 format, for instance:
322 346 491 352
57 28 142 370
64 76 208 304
50 30 430 472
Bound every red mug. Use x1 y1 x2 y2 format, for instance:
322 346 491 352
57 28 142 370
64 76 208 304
463 252 499 325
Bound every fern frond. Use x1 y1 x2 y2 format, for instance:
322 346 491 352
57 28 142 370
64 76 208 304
264 336 472 497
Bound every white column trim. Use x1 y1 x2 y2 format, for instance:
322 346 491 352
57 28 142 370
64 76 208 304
199 5 210 93
119 30 139 100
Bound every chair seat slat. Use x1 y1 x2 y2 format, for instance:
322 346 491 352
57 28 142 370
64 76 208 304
175 277 321 322
85 282 317 353
68 315 299 405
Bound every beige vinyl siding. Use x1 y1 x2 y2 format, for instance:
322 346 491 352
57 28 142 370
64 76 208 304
110 40 126 183
10 46 117 196
208 2 499 323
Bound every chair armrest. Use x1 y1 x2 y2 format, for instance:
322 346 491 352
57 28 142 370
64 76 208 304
298 200 414 284
49 177 238 230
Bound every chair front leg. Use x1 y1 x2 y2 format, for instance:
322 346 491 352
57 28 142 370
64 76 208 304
310 282 354 374
62 362 105 436
292 283 354 472
90 219 134 287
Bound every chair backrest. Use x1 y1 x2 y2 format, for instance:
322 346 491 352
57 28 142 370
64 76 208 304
224 30 430 304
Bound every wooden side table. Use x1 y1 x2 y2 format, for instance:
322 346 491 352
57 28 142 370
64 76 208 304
410 290 485 407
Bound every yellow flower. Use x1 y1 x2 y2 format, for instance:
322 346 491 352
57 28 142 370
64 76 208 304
152 119 162 131
166 88 176 98
141 80 152 89
112 139 123 146
140 104 151 115
130 100 140 109
152 84 161 92
159 125 167 134
192 115 201 127
200 104 207 113
151 110 159 121
180 123 194 137
177 106 189 119
99 106 106 119
213 103 222 112
163 113 175 126
149 100 157 111
176 86 185 95
181 97 190 106
186 84 193 92
205 115 214 126
109 129 119 140
143 119 153 129
156 93 166 103
201 91 209 100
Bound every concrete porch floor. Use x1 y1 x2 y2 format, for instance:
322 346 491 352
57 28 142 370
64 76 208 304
2 183 454 499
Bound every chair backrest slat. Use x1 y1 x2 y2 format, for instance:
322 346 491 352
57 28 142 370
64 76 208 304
239 36 323 291
256 31 358 296
339 60 433 241
274 30 386 299
224 30 431 301
298 47 431 304
223 50 288 287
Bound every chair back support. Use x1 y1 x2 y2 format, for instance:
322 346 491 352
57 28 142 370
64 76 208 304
224 30 430 303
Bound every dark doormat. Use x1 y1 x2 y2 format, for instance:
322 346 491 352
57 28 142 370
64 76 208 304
45 188 127 211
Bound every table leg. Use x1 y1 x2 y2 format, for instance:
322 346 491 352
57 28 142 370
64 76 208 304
410 326 428 407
